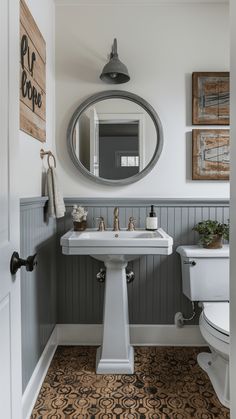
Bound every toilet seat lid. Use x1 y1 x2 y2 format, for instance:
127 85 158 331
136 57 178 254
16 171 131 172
203 302 229 336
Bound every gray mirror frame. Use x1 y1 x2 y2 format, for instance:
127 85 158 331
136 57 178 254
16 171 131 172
67 90 164 186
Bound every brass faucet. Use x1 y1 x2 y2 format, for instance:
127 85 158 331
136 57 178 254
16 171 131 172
113 207 120 231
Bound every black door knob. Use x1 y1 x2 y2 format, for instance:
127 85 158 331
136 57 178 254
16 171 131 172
10 252 37 275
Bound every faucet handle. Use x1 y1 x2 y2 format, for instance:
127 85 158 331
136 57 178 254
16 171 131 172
96 217 106 231
127 216 136 231
114 207 119 218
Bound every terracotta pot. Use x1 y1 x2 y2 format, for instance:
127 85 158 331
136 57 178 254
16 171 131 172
203 235 223 249
73 220 87 231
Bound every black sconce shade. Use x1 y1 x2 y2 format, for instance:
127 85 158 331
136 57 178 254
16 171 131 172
100 38 130 84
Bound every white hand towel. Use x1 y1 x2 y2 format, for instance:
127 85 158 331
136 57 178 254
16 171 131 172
46 167 65 218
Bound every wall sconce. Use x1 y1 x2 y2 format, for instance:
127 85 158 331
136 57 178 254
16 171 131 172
100 38 130 84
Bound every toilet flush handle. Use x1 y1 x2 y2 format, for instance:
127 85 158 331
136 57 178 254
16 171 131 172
183 260 196 266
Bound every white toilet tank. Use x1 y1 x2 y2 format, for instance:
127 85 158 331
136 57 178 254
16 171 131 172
176 245 229 301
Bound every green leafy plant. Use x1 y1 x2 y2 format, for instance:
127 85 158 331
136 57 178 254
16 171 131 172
193 220 229 247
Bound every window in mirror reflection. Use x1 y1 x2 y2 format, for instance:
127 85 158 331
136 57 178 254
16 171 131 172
120 156 139 167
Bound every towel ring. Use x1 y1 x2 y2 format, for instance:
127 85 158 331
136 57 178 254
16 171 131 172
40 149 57 168
47 153 56 168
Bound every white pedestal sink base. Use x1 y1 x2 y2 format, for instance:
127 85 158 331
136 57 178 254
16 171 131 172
96 345 134 374
95 259 134 374
61 228 173 375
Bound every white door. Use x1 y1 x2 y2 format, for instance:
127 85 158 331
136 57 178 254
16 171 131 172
0 0 22 418
90 108 99 176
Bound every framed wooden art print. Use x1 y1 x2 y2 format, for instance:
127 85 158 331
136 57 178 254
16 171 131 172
20 0 46 142
192 129 230 180
192 72 229 125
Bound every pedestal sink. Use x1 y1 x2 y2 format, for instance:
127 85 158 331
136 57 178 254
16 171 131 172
61 228 173 374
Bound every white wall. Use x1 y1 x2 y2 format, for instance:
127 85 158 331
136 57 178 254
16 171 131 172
55 1 229 198
19 0 55 197
230 0 236 414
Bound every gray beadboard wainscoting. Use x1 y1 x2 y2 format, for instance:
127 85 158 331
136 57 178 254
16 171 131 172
20 197 229 390
57 198 229 325
20 198 57 392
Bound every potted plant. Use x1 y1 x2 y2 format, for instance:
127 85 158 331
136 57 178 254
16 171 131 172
193 220 229 249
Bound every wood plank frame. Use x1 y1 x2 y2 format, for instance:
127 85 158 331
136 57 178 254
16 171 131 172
192 72 230 125
20 0 46 142
192 129 230 180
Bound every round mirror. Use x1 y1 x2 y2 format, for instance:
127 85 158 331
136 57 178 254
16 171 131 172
67 91 163 185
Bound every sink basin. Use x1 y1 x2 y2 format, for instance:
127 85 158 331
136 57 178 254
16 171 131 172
61 228 173 259
61 227 173 374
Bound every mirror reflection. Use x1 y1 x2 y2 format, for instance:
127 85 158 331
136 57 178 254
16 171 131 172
71 98 158 181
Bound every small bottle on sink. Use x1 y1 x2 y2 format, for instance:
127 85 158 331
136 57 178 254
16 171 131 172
146 205 158 231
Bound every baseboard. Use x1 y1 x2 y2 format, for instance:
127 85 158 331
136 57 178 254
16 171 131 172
130 324 206 346
57 324 103 345
57 324 206 346
22 327 57 419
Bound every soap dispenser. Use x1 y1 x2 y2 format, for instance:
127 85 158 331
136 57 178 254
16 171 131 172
146 205 158 231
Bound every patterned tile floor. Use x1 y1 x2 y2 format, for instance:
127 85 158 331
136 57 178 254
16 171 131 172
31 346 230 418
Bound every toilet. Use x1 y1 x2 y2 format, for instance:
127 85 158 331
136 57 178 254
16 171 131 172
176 245 230 408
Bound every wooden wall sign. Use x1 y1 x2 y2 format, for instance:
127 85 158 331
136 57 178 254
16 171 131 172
192 72 230 125
192 129 230 180
20 0 46 142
